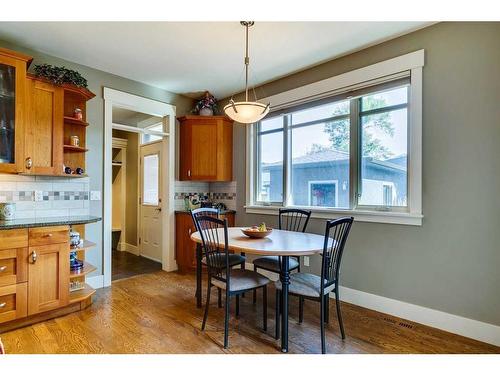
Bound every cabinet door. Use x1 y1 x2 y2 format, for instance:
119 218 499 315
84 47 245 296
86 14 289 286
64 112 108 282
27 243 69 315
0 53 27 173
180 119 218 181
24 78 64 175
0 283 27 323
175 214 197 272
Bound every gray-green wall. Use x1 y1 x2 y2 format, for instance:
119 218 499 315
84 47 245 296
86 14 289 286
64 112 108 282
0 38 193 276
228 22 500 326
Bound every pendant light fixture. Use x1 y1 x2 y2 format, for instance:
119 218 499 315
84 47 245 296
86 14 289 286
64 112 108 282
224 21 270 124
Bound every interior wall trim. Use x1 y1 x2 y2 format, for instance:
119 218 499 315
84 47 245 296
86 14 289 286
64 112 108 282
244 262 500 347
338 285 500 347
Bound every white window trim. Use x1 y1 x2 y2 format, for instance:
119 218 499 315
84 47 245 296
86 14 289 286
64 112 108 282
307 180 339 208
245 50 424 226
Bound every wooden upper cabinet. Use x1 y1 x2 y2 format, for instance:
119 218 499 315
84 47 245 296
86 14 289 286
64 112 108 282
0 48 31 174
179 116 233 181
24 77 64 175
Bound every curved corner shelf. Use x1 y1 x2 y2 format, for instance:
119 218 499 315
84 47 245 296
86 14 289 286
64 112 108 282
64 116 89 127
69 283 96 303
63 145 88 152
69 261 97 279
71 240 96 252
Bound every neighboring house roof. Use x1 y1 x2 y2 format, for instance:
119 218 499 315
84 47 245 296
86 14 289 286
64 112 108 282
263 149 406 172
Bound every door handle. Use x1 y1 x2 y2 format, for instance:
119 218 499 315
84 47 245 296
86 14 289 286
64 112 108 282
155 207 162 212
25 157 33 170
187 169 191 177
0 265 7 273
0 302 6 309
30 250 38 264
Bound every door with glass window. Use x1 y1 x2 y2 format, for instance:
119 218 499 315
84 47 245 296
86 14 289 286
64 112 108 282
139 140 163 262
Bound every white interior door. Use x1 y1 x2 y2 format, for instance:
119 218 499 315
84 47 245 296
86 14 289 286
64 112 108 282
139 140 163 262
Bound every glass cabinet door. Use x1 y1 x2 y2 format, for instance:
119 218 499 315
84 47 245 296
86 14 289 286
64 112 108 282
0 62 16 166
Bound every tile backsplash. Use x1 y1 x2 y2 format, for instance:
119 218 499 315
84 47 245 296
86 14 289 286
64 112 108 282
0 174 90 219
174 181 237 210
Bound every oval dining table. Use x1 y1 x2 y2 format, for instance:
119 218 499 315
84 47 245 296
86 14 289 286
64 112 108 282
191 227 327 353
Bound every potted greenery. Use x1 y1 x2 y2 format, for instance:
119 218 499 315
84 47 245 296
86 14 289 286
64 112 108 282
193 91 219 116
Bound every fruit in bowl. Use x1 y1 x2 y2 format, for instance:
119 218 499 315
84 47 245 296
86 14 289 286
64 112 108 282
242 223 273 238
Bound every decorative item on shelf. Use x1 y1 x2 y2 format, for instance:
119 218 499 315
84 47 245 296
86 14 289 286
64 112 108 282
69 228 81 247
70 280 85 292
70 135 80 147
184 194 201 210
192 91 219 116
33 64 88 88
64 166 72 175
0 202 15 221
73 108 83 120
223 22 270 124
75 167 84 175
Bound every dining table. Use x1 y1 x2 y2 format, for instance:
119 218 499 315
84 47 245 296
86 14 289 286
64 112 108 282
190 226 327 353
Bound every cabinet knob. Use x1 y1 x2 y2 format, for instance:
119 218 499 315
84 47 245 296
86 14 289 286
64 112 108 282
44 233 53 237
187 169 191 177
0 265 7 273
30 250 38 264
25 157 33 170
0 302 6 309
188 228 192 235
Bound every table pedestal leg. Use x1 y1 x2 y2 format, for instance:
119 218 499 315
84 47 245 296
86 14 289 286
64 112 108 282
280 256 290 353
196 244 202 308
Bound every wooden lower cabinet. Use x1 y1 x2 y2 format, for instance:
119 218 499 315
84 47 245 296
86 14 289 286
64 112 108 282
0 247 28 287
27 243 69 315
0 283 27 323
175 211 235 273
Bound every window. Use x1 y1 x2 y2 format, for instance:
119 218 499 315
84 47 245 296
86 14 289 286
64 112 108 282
248 50 423 225
142 154 159 205
141 123 163 144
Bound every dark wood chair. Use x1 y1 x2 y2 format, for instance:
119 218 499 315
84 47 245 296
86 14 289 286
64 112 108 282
252 208 311 303
274 217 354 354
191 208 245 307
195 215 270 348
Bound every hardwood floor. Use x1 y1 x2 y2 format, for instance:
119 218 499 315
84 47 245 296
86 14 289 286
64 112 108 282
112 249 162 281
1 271 498 354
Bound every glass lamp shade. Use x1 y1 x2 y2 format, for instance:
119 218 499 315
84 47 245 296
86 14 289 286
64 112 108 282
223 101 270 124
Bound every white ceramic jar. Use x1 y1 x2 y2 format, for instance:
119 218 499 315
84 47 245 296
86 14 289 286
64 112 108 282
0 202 15 221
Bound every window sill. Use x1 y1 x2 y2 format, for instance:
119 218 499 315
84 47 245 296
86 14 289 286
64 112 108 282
244 205 423 226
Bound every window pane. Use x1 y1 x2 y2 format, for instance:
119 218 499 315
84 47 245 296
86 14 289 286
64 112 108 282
290 119 349 208
292 100 349 125
359 108 407 207
143 154 159 205
361 86 408 112
141 123 163 144
260 115 283 132
257 131 283 203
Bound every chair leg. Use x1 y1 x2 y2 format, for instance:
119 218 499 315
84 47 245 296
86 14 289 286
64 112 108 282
335 288 345 339
320 294 326 354
201 280 212 331
218 288 222 308
275 289 280 340
324 294 330 324
253 266 258 304
224 292 230 349
262 286 268 331
236 294 240 318
299 296 304 324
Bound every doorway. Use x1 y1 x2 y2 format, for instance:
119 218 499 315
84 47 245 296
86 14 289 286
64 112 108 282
103 88 176 287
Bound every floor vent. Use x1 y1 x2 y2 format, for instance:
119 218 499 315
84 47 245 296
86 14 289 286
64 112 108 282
383 317 397 324
398 322 414 329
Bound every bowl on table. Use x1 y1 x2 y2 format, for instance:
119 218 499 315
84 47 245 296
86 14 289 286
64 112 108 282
241 227 273 239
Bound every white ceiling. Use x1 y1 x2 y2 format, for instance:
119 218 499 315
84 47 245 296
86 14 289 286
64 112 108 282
0 22 431 99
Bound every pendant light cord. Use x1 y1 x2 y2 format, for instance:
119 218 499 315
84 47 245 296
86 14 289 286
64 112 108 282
244 22 250 102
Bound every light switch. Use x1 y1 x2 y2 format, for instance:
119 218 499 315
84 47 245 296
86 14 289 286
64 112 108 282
90 191 101 201
303 256 310 267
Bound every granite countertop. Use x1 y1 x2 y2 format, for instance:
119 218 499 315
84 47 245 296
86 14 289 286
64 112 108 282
175 209 236 215
0 215 102 230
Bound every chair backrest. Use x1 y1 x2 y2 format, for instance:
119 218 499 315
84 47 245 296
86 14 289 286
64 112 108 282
190 207 219 231
320 217 354 292
278 208 311 233
193 214 230 286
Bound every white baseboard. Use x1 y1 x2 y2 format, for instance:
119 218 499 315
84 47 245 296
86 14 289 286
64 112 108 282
86 275 104 289
140 253 161 263
119 243 139 256
245 262 500 347
337 286 500 347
